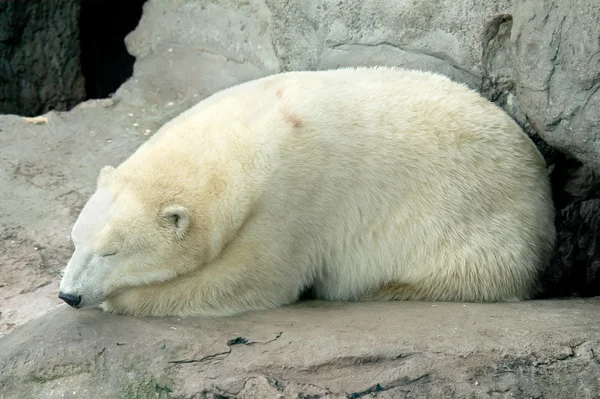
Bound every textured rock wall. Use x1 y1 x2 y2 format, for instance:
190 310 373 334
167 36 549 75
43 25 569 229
475 3 600 297
512 0 600 171
0 0 85 116
126 0 513 87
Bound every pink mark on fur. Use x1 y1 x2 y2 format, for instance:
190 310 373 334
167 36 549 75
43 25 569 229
275 86 303 128
282 110 303 128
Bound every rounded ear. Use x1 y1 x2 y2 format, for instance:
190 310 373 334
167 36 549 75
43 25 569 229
97 165 116 188
161 205 190 238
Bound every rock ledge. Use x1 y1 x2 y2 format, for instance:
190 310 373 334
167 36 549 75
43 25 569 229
1 299 599 398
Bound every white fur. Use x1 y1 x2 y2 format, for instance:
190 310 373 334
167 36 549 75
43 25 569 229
59 67 556 317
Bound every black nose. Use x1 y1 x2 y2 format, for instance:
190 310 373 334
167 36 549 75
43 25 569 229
58 292 82 308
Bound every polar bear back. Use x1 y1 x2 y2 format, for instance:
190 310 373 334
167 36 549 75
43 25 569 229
122 67 555 303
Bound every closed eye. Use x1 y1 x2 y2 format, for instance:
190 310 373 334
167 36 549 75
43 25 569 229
100 252 117 257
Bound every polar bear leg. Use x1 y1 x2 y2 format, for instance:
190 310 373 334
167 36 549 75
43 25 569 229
360 282 427 301
360 279 525 302
101 267 302 317
101 242 306 317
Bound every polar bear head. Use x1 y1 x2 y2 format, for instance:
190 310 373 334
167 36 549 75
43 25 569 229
58 165 205 309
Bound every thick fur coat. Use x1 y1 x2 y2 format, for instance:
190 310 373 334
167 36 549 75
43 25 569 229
59 67 556 317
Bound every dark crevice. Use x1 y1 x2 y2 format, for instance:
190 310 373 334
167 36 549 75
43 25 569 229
79 0 147 100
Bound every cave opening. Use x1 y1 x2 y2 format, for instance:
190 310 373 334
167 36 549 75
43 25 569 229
79 0 147 100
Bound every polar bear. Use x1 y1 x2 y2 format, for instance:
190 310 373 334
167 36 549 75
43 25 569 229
58 66 556 317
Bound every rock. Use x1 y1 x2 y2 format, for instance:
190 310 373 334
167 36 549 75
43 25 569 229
125 0 514 89
511 0 600 172
539 156 600 298
1 300 599 398
0 0 85 116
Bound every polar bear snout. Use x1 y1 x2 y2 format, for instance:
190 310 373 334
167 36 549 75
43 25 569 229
59 246 115 309
58 292 82 308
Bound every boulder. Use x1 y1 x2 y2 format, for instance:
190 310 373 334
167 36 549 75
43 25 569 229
126 0 515 88
511 0 600 172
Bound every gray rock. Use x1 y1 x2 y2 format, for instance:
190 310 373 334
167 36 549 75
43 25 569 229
511 0 600 171
1 300 599 398
125 0 513 87
0 0 85 116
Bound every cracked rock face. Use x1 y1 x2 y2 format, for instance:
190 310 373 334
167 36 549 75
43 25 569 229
508 0 600 298
511 0 600 172
125 0 514 86
0 301 599 398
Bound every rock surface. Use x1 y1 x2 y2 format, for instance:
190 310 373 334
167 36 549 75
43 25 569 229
1 300 600 398
1 1 600 393
0 0 85 116
511 0 600 172
126 0 514 88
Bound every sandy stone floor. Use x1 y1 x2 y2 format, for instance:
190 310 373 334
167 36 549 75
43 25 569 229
0 230 66 336
0 104 147 337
